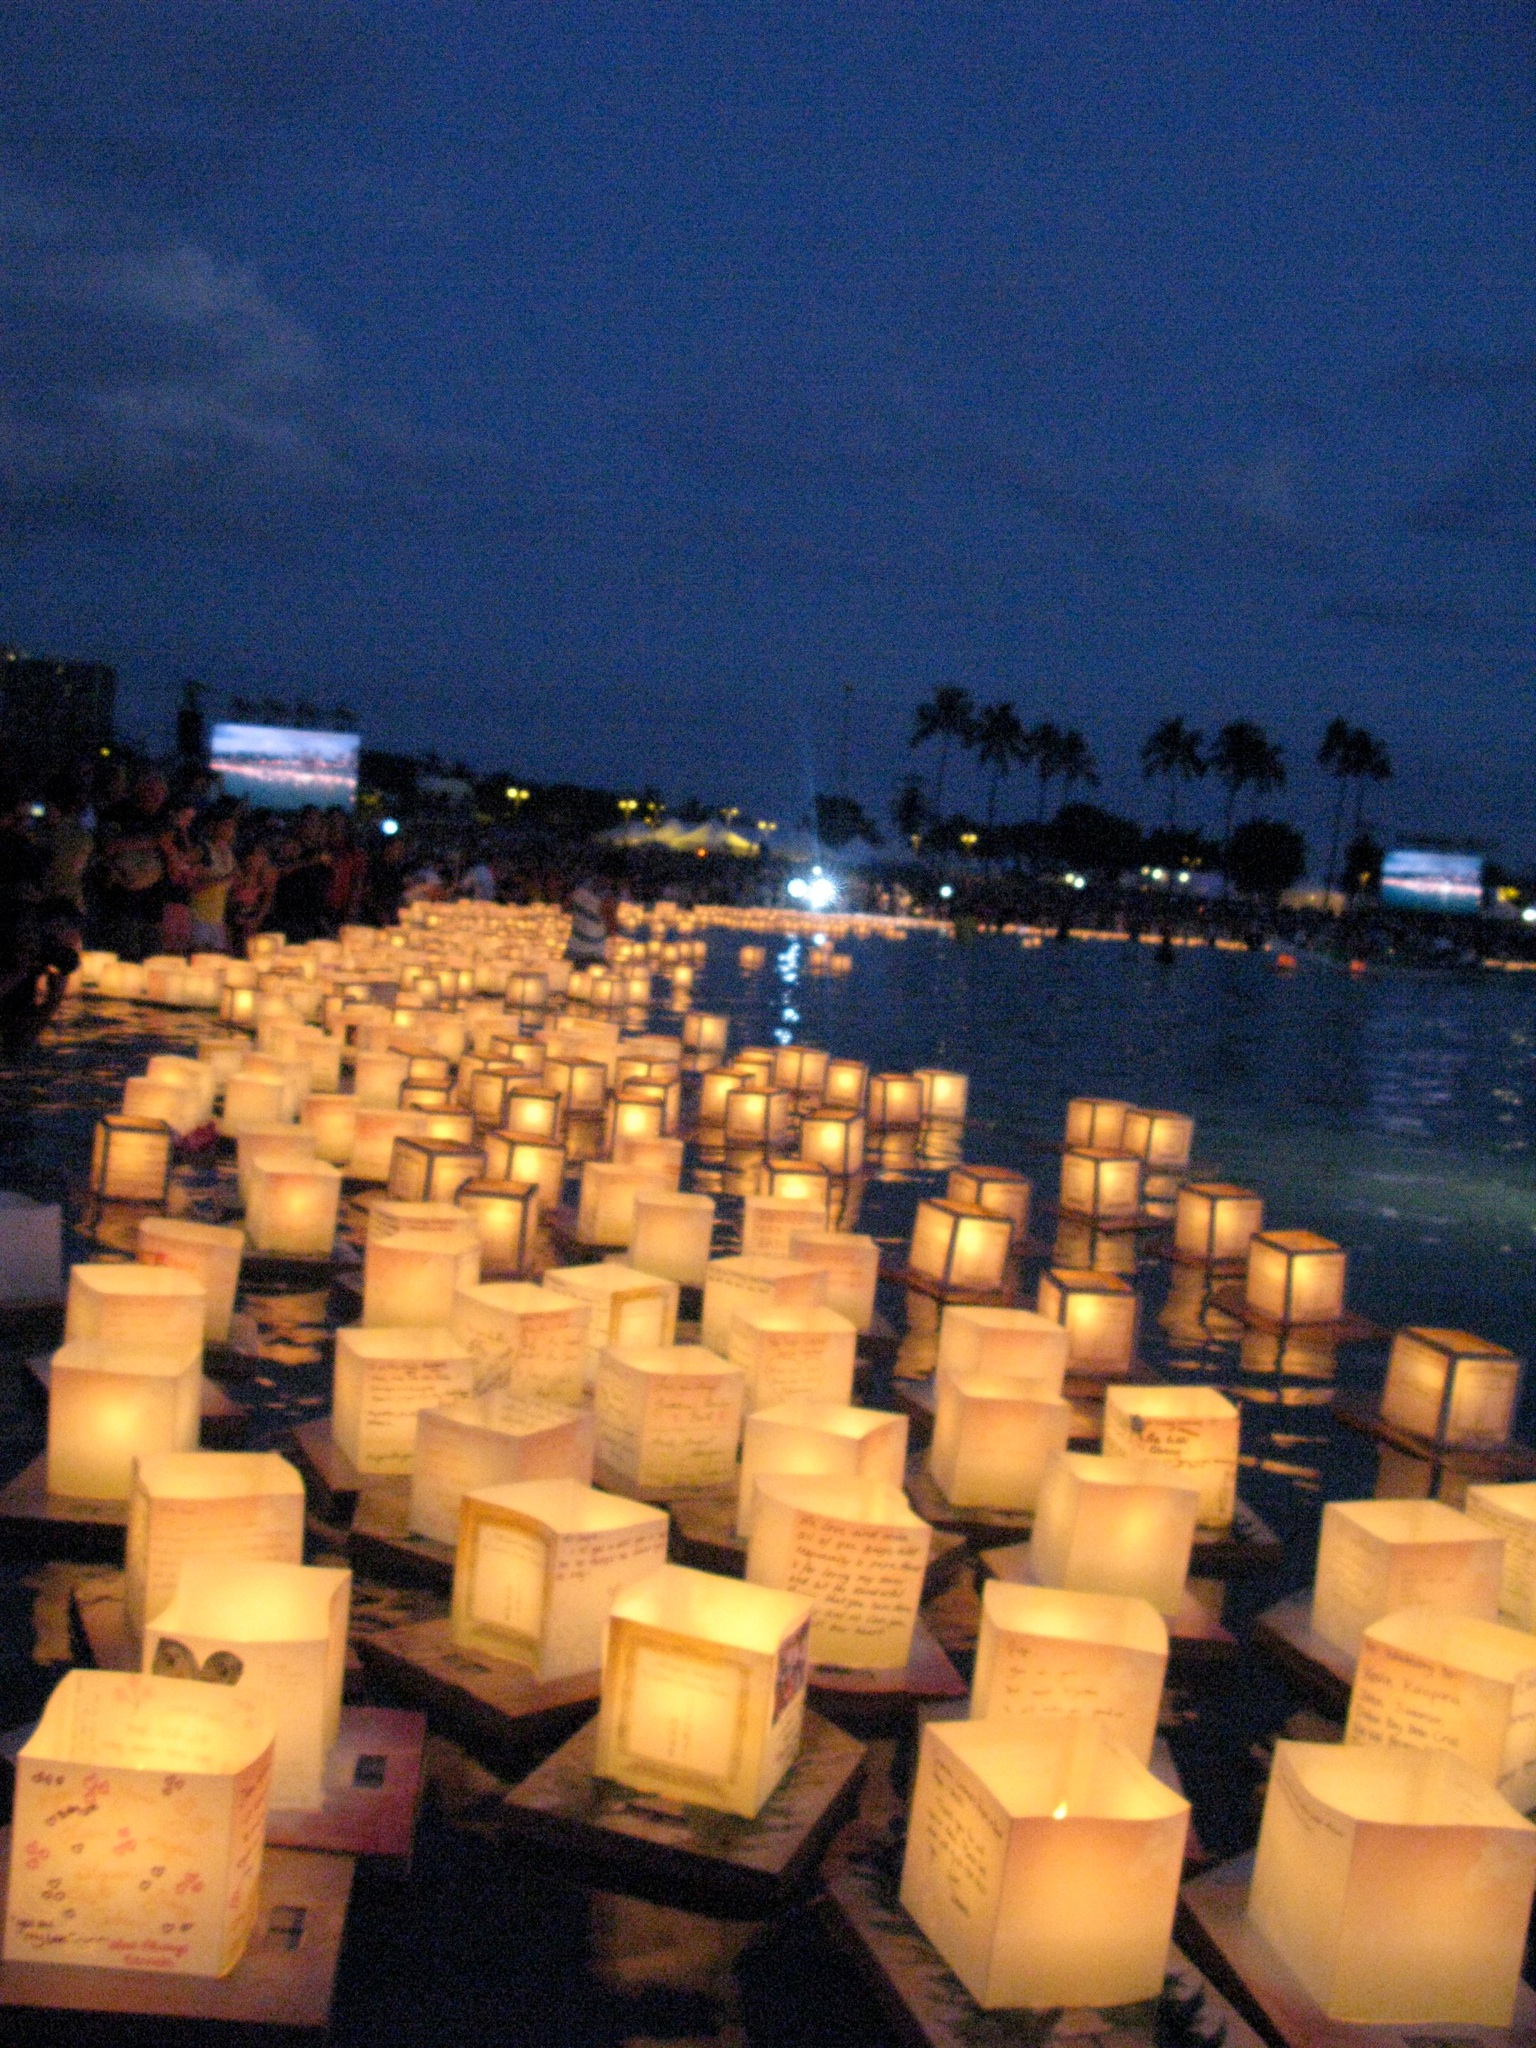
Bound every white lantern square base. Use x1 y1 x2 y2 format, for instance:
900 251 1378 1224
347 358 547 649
1036 1268 1138 1376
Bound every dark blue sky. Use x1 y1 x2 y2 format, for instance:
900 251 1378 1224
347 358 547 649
1 3 1533 859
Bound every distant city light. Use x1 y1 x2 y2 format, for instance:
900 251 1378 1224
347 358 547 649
28 802 45 819
1177 870 1191 884
788 870 838 911
1523 907 1536 925
939 884 954 900
381 818 400 836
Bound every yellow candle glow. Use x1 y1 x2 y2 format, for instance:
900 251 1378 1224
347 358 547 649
1312 1499 1503 1657
867 1073 923 1129
946 1166 1031 1245
1245 1228 1347 1324
723 1083 792 1148
1102 1386 1240 1528
456 1177 540 1276
1064 1097 1129 1148
410 1390 595 1543
1173 1181 1263 1264
300 1091 357 1166
1031 1453 1200 1616
89 1114 174 1203
1059 1148 1143 1222
387 1136 486 1204
747 1474 931 1668
907 1200 1012 1292
47 1340 201 1500
914 1068 968 1122
126 1449 305 1640
1119 1107 1194 1171
971 1581 1168 1764
595 1343 745 1493
501 1086 563 1143
823 1056 868 1108
737 1399 907 1535
1036 1267 1138 1374
1380 1327 1521 1447
332 1325 476 1474
246 1160 343 1258
138 1216 244 1343
798 1107 866 1178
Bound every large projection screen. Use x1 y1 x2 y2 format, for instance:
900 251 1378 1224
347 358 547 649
209 724 360 811
1379 849 1483 914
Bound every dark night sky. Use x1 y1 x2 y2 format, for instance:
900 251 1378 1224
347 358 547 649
1 3 1533 861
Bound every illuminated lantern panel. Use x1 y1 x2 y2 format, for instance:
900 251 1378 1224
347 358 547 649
907 1201 1012 1293
914 1067 968 1123
594 1563 812 1819
760 1161 831 1217
483 1133 565 1211
353 1048 409 1106
126 1450 305 1641
89 1114 174 1203
220 1072 291 1134
930 1374 1073 1512
1311 1499 1503 1658
1173 1182 1264 1265
1380 1327 1522 1448
332 1326 476 1475
3 1669 276 1979
416 1106 479 1147
681 1011 730 1059
822 1057 868 1109
300 1092 358 1167
729 1305 857 1413
67 1262 206 1358
456 1178 540 1277
246 1160 343 1258
1245 1229 1347 1325
387 1137 486 1205
784 1231 879 1334
737 1400 907 1535
1102 1386 1240 1529
138 1216 244 1343
544 1262 680 1359
1464 1481 1536 1629
349 1107 432 1182
629 1190 717 1288
701 1255 826 1356
867 1073 924 1130
936 1305 1069 1398
235 1124 318 1207
723 1084 792 1149
739 944 767 972
773 1045 829 1099
747 1474 930 1669
1063 1097 1129 1150
1346 1606 1536 1809
1036 1268 1138 1375
1120 1108 1195 1172
365 1198 464 1242
697 1068 744 1125
576 1160 667 1248
946 1166 1031 1244
1031 1453 1200 1617
452 1478 668 1679
1058 1148 1142 1223
595 1343 745 1493
363 1226 480 1327
409 1391 595 1544
48 1341 201 1500
1248 1741 1536 2026
122 1072 204 1135
501 1088 563 1143
738 1193 822 1259
798 1108 866 1178
971 1581 1168 1765
143 1560 350 1812
899 1718 1188 2012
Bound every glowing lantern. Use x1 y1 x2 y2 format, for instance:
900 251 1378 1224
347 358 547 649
558 1057 609 1116
697 1068 744 1125
89 1114 174 1203
1102 1386 1240 1528
798 1107 866 1177
946 1166 1031 1245
1120 1107 1194 1172
452 1479 668 1678
67 1262 206 1356
936 1305 1068 1396
122 1072 203 1135
971 1581 1168 1765
501 1087 563 1143
1464 1481 1536 1628
363 1225 480 1326
576 1160 666 1248
611 1132 685 1184
1248 1741 1536 2025
930 1374 1074 1511
1059 1149 1142 1222
741 1193 825 1258
416 1104 477 1146
1036 1268 1138 1374
246 1160 343 1258
353 1048 409 1106
220 1071 295 1133
47 1341 200 1500
914 1068 968 1121
900 1718 1188 2011
701 1255 826 1355
727 1305 858 1413
143 1560 350 1811
1346 1606 1536 1808
774 1045 829 1098
748 1475 930 1668
138 1216 243 1343
760 1161 831 1217
1244 1229 1348 1325
1031 1453 1200 1617
595 1343 745 1493
1380 1327 1522 1447
453 1280 592 1402
737 1400 907 1534
126 1450 305 1641
867 1073 923 1129
682 1011 730 1067
1064 1098 1129 1148
235 1124 318 1206
907 1200 1012 1292
724 1084 791 1148
739 943 767 971
301 1091 358 1166
483 1133 565 1211
1173 1181 1263 1265
332 1325 476 1474
387 1136 486 1204
629 1190 716 1289
410 1391 595 1543
3 1669 275 1978
606 1094 666 1149
456 1177 539 1276
349 1107 432 1181
365 1198 463 1241
1311 1499 1503 1658
823 1057 868 1109
594 1564 812 1819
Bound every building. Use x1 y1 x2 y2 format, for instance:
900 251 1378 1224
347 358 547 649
1 645 117 771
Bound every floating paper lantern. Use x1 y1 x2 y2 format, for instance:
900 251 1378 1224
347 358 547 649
971 1580 1168 1764
697 1068 744 1125
1173 1181 1263 1265
1102 1386 1240 1528
783 1230 879 1334
900 1717 1188 2011
576 1159 666 1248
1464 1481 1536 1629
1346 1606 1536 1808
122 1071 204 1135
1064 1097 1129 1149
544 1261 680 1358
89 1114 174 1203
798 1107 866 1179
1058 1148 1142 1222
867 1073 923 1129
1248 1741 1536 2025
1120 1107 1194 1172
682 1011 730 1066
300 1091 358 1166
739 944 767 972
823 1057 868 1109
1036 1267 1138 1374
387 1135 486 1205
483 1133 566 1211
67 1262 207 1356
456 1177 540 1276
555 1057 609 1116
235 1123 318 1206
353 1048 410 1106
741 1193 826 1258
332 1325 476 1474
727 1305 857 1412
1031 1453 1200 1616
1380 1327 1522 1448
595 1343 746 1493
410 1391 595 1543
143 1560 350 1811
701 1255 827 1355
774 1045 829 1099
936 1305 1069 1397
907 1199 1012 1293
946 1166 1031 1245
365 1197 464 1241
453 1280 592 1401
914 1068 968 1122
629 1190 716 1288
1312 1499 1503 1657
47 1340 200 1500
246 1159 342 1258
3 1669 276 1978
451 1478 668 1678
196 1039 250 1095
500 1087 563 1143
363 1225 480 1326
737 1400 907 1534
760 1160 831 1217
724 1084 791 1148
415 1104 477 1147
594 1564 812 1819
134 1218 241 1346
747 1474 930 1668
930 1374 1074 1511
606 1093 666 1149
126 1450 306 1640
1245 1229 1347 1325
346 1107 433 1181
610 1132 685 1185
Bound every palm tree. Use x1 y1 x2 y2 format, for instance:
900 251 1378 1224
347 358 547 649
1317 720 1393 891
1140 717 1206 830
1209 720 1285 846
890 774 929 850
1055 728 1100 802
908 686 976 819
1021 720 1067 822
972 701 1029 828
1348 731 1392 842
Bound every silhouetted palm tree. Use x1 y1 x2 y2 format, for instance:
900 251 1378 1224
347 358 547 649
909 686 976 818
890 774 929 849
1317 720 1392 891
1055 729 1100 803
1209 720 1285 846
1140 717 1206 830
1021 720 1066 822
1348 732 1392 841
972 701 1029 828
